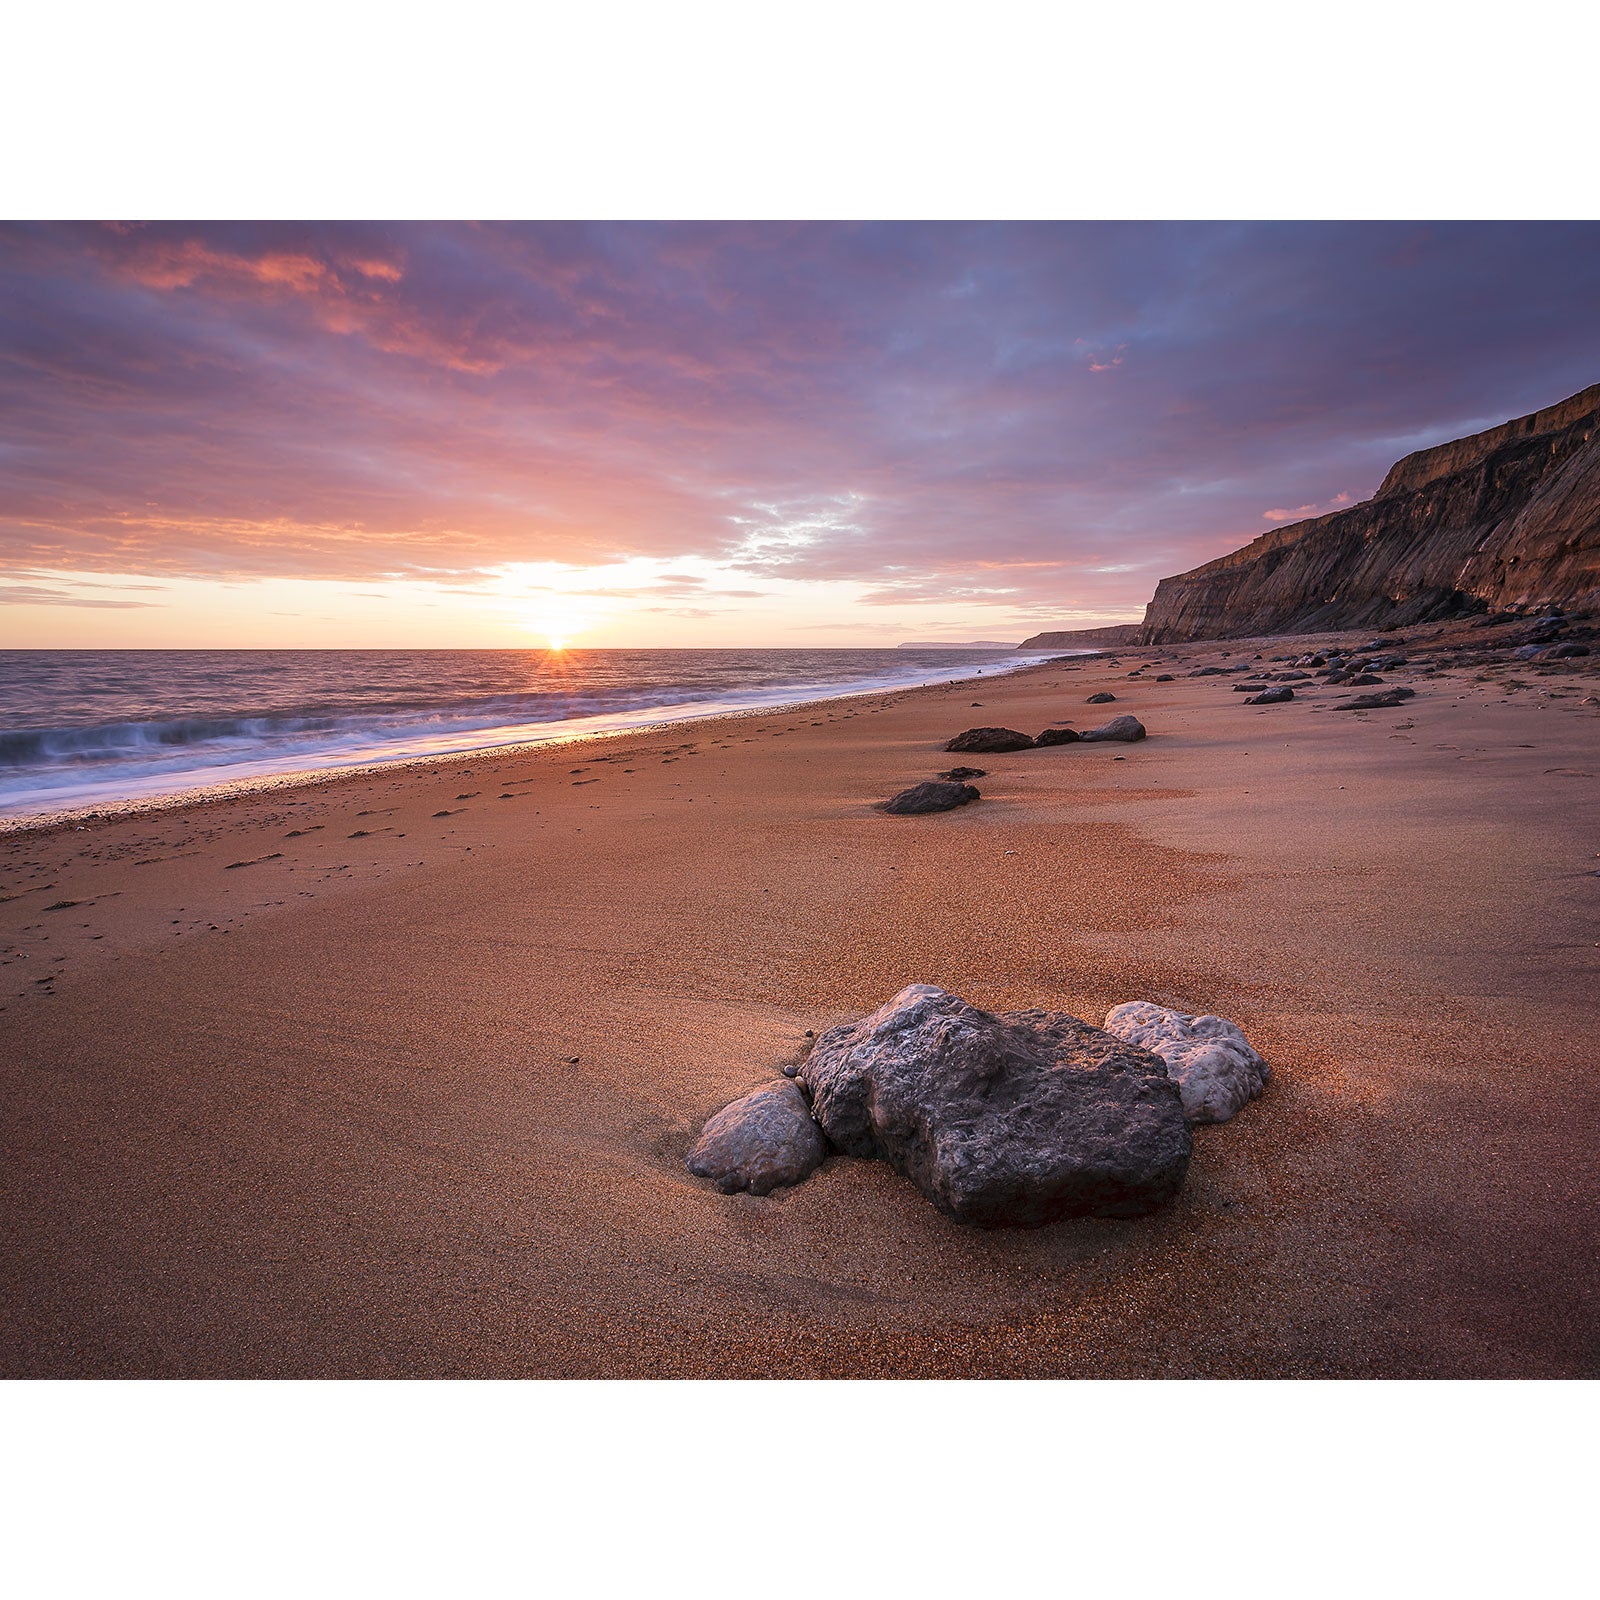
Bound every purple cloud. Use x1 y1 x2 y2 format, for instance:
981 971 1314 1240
3 221 1598 616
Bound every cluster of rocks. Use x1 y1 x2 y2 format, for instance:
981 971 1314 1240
1171 639 1437 712
877 712 1149 813
1127 608 1599 717
687 986 1268 1226
1515 615 1591 659
943 717 1147 752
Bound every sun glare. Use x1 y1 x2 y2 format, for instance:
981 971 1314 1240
515 604 593 653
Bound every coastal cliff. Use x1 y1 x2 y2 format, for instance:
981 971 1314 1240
1139 383 1600 642
1016 623 1142 649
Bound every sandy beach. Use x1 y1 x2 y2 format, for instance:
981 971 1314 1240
2 629 1596 1378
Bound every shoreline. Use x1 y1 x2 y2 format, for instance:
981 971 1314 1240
0 651 1074 836
3 619 1596 1377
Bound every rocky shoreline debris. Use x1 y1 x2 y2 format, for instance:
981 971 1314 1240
688 984 1267 1227
939 714 1147 757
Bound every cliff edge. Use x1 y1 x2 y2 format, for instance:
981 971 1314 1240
1139 383 1600 642
1016 623 1142 650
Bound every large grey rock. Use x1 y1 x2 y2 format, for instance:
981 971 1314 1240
881 780 979 815
797 985 1191 1227
944 726 1034 753
1078 714 1147 743
687 1081 827 1195
1102 1002 1268 1124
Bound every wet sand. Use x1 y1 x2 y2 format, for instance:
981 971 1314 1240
2 628 1597 1377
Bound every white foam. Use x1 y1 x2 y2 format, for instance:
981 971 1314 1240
0 650 1080 823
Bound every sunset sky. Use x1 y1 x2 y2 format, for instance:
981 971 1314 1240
4 220 1599 649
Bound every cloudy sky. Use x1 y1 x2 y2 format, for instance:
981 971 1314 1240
3 220 1598 647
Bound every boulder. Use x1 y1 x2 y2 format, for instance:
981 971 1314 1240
881 780 979 815
937 766 987 780
944 726 1035 753
1102 1002 1269 1124
1549 643 1591 659
1033 726 1081 746
1086 692 1117 704
797 985 1191 1227
1336 688 1415 710
1078 714 1147 742
1244 686 1294 704
686 1081 828 1195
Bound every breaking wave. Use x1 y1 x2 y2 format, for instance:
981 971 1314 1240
0 647 1073 819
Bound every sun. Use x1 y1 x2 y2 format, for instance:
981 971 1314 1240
516 604 594 652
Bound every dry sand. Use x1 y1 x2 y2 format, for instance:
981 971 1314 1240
2 629 1597 1377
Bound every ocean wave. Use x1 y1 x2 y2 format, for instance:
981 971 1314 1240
0 688 727 772
0 648 1074 819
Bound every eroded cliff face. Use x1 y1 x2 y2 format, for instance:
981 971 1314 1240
1017 623 1142 649
1140 384 1600 643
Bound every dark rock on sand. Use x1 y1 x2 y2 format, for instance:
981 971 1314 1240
1347 673 1385 686
881 781 979 815
944 727 1035 753
1086 692 1117 704
1337 688 1416 710
1244 686 1295 704
1549 643 1591 658
937 766 987 781
1232 682 1269 692
1156 674 1174 682
797 985 1191 1227
1078 715 1147 742
687 1081 827 1196
1033 727 1081 746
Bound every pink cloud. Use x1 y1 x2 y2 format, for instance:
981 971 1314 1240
3 221 1599 629
1262 491 1352 523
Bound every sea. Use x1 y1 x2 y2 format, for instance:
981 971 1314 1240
0 646 1074 821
